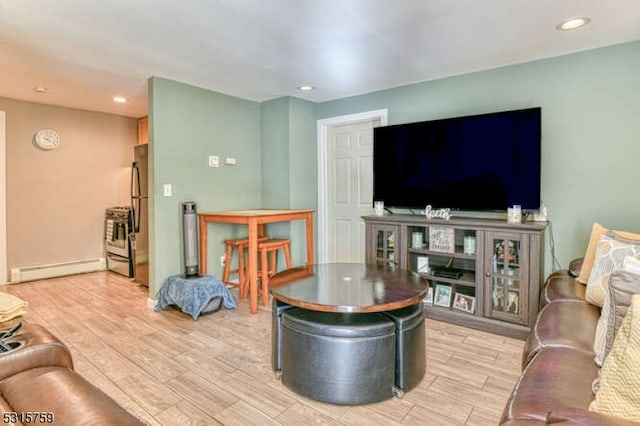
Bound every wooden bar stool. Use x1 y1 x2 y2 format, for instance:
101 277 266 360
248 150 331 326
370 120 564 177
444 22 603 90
222 237 266 296
252 238 292 305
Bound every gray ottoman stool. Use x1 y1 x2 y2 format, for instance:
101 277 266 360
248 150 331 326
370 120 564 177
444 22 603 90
281 308 396 405
381 303 426 392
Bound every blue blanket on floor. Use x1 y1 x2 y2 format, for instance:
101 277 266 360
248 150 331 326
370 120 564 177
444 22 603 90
154 274 236 320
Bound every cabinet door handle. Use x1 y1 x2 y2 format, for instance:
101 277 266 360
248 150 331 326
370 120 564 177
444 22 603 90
485 272 491 277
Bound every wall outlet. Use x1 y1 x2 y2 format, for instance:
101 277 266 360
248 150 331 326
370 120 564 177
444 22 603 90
220 255 226 268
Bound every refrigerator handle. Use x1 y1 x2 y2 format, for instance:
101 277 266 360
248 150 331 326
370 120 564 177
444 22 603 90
131 162 142 233
131 161 140 197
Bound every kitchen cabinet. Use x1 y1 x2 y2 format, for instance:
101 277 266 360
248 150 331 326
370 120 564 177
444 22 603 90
138 116 148 145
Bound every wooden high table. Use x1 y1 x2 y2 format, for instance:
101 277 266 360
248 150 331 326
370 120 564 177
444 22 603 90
198 209 314 314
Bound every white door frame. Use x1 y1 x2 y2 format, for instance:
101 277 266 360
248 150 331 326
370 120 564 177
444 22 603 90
0 111 6 284
316 109 388 263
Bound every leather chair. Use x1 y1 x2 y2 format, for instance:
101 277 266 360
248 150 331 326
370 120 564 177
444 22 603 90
0 322 145 425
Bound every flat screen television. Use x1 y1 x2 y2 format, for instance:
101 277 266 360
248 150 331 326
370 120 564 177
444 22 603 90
373 107 541 211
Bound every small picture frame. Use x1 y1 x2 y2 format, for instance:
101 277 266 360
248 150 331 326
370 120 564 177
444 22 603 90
434 284 452 308
423 285 433 305
453 293 476 314
417 256 430 274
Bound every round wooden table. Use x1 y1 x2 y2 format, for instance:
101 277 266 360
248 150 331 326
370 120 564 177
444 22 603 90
270 263 428 405
270 262 428 312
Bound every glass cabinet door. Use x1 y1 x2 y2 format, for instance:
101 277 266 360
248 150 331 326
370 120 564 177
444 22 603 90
373 225 399 266
485 232 528 324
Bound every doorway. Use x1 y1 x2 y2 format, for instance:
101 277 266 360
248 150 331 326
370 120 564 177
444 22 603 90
317 109 388 263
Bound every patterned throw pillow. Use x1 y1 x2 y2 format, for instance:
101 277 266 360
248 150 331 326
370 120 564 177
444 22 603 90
594 270 640 367
585 232 640 307
577 223 640 284
590 295 640 421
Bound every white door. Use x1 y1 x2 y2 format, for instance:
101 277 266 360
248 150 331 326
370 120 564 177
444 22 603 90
325 119 381 263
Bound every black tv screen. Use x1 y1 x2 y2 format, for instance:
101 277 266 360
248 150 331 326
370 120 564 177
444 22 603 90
373 107 541 211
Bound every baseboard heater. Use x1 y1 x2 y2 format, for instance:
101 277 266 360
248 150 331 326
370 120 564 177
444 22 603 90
10 258 106 283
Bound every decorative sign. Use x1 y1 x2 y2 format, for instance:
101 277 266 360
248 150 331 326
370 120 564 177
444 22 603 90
425 205 451 220
429 226 455 253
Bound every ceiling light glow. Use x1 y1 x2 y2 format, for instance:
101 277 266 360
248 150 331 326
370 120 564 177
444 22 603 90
112 96 128 103
556 17 590 31
298 85 314 91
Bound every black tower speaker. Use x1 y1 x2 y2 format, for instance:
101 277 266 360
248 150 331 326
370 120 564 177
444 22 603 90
182 201 200 277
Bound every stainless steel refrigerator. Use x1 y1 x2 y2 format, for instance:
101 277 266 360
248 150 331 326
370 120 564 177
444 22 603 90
130 145 149 286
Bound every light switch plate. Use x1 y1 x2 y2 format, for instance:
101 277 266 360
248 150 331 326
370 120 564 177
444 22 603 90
208 155 219 167
163 184 172 197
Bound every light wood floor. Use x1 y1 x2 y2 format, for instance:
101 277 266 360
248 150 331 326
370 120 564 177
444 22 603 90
4 272 523 425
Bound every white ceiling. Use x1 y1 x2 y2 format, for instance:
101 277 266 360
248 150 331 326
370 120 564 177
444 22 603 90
1 0 639 118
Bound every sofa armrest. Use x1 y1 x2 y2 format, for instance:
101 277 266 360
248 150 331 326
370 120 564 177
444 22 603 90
540 273 586 307
568 257 584 278
0 323 73 380
0 366 146 425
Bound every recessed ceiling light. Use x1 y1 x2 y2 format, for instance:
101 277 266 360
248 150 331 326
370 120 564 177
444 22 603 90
556 17 591 31
34 86 47 93
112 96 128 103
298 85 314 91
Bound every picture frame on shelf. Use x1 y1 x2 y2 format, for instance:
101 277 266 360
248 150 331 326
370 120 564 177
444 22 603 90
417 256 430 274
423 285 433 305
412 231 424 248
434 284 452 308
453 293 476 314
429 226 455 253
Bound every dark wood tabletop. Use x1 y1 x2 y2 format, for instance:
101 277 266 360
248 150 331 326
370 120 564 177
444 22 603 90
269 263 428 313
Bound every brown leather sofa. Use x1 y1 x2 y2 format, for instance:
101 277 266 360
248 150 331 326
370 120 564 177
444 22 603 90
500 260 640 425
0 321 145 425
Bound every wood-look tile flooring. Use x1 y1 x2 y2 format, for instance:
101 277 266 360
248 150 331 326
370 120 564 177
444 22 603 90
4 272 523 425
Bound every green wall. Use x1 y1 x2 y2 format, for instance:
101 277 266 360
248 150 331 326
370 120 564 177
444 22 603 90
148 77 262 296
260 97 317 266
149 41 640 295
286 97 318 265
317 41 640 269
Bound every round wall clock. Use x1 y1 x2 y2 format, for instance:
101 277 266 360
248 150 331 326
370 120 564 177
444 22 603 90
33 128 60 150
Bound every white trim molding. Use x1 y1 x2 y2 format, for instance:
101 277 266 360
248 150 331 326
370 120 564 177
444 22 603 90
316 109 388 263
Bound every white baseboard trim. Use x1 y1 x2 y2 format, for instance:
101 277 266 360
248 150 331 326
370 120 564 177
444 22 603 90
8 257 106 283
